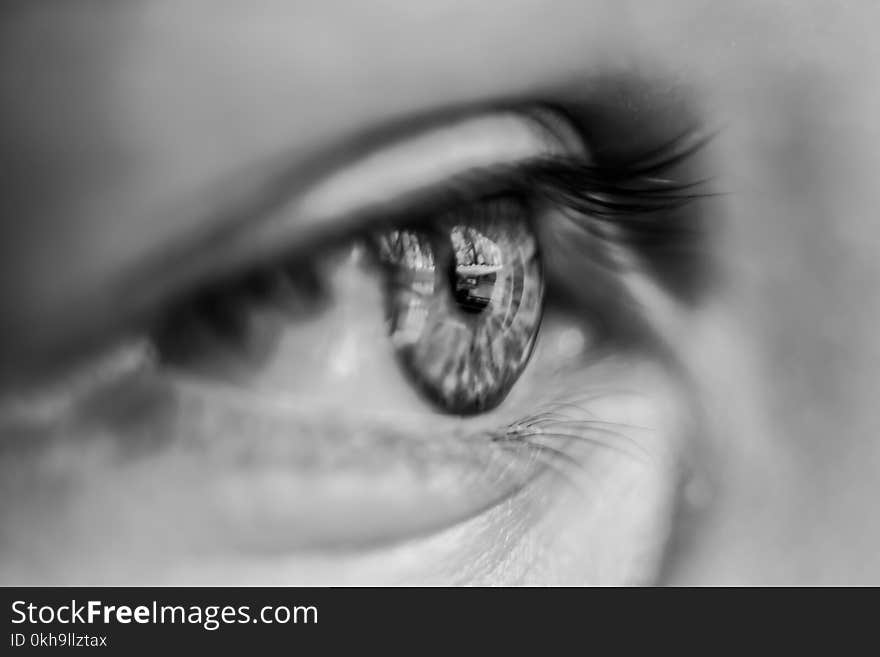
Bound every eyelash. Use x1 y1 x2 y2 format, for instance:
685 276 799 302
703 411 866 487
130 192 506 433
0 124 709 436
154 125 711 331
528 126 716 304
530 128 713 216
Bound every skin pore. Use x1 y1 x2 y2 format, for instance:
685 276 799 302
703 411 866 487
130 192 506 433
2 0 880 584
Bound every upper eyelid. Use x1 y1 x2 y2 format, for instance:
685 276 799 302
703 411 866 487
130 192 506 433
116 107 588 325
295 109 585 229
3 103 591 394
10 93 710 393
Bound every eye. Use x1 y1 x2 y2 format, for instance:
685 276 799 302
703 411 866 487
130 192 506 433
376 196 543 414
1 103 712 584
153 193 546 417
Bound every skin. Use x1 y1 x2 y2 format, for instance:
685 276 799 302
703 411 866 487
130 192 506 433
2 0 880 584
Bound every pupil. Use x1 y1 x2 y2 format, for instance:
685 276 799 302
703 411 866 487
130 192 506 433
449 225 502 314
452 270 497 313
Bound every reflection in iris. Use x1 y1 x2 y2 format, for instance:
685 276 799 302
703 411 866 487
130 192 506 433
450 225 503 314
375 197 544 414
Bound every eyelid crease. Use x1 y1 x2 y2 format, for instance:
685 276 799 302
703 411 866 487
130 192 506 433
293 109 586 228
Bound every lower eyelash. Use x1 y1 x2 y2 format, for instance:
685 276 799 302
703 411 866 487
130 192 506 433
135 366 642 481
490 402 656 493
147 381 653 549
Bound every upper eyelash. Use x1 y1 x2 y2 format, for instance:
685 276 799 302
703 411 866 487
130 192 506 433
375 125 715 242
358 126 714 234
0 114 710 428
153 124 714 337
519 126 717 304
525 127 715 217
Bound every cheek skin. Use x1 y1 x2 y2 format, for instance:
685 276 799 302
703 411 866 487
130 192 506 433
146 357 689 586
511 342 690 586
0 288 691 585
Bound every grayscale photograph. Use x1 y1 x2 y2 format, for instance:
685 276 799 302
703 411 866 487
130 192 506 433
0 0 877 591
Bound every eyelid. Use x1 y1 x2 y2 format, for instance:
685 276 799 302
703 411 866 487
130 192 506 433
292 109 586 230
127 109 588 327
1 106 591 394
163 108 589 298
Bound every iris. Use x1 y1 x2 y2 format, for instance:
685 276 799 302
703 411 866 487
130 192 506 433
374 197 544 414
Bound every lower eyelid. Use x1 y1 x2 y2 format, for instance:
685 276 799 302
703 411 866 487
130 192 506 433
0 317 687 585
0 375 534 551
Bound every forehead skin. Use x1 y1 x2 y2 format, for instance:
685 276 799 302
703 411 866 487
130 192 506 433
2 0 880 583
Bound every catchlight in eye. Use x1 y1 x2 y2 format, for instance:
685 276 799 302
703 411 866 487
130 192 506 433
373 196 543 415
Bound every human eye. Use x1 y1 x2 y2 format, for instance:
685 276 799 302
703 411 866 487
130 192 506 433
0 99 713 585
